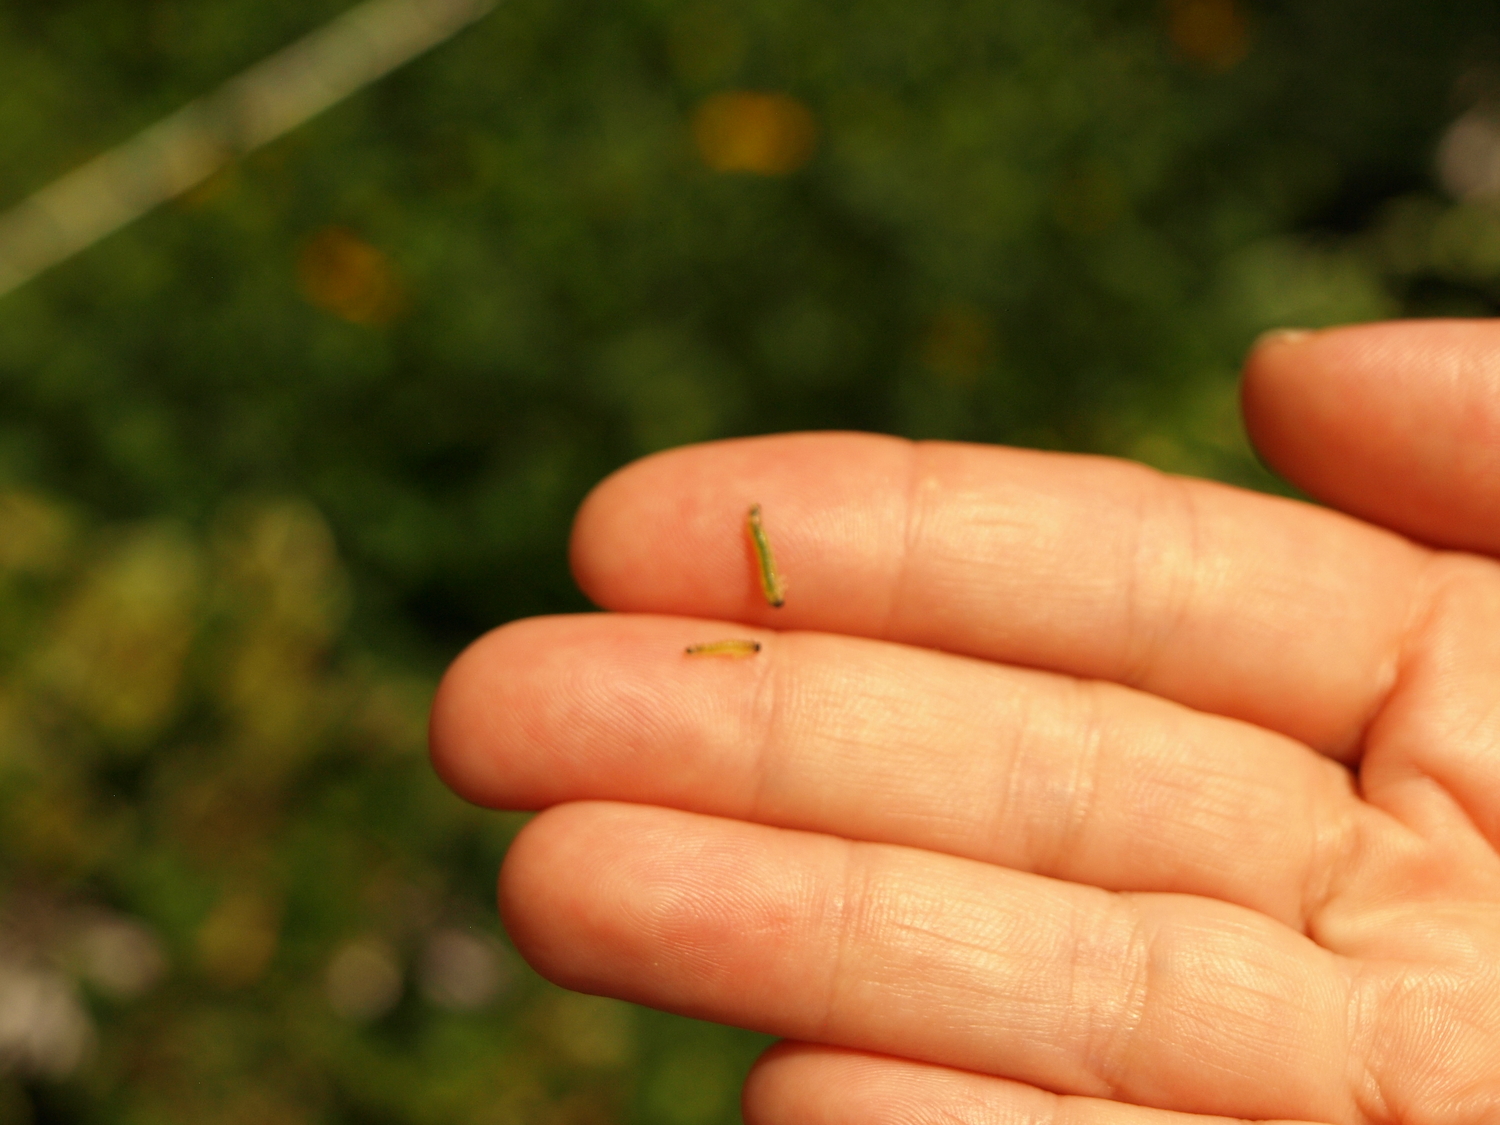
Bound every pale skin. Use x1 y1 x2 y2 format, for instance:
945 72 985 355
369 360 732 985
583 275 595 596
429 320 1500 1124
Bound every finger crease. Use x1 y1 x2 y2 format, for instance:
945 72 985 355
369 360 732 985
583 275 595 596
882 441 927 643
1118 469 1203 692
820 840 875 1043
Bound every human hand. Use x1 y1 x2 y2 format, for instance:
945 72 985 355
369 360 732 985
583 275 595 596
430 320 1500 1124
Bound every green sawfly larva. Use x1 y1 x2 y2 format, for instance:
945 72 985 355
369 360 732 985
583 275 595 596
684 639 762 657
746 503 786 608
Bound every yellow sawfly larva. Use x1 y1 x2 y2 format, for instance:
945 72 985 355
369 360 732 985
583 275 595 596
746 503 786 608
684 639 762 658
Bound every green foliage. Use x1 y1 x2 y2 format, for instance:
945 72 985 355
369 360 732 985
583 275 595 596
0 0 1498 1121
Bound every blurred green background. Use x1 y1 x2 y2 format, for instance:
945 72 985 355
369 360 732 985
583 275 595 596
2 0 1499 1121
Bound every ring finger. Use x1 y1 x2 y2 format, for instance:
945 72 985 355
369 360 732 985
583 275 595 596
742 1044 1329 1125
503 801 1356 1122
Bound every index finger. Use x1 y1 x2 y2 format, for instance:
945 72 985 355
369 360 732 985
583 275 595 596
570 434 1428 756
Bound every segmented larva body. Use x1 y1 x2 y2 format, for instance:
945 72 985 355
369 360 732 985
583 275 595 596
746 503 786 608
684 639 762 658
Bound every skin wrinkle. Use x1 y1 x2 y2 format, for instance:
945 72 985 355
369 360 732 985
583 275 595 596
929 1106 977 1125
798 645 928 830
820 838 876 1045
990 673 1111 886
883 911 1019 981
1124 901 1353 1119
855 864 1103 1080
1302 794 1428 959
1079 892 1151 1100
1118 721 1245 886
1342 960 1391 1125
1427 568 1500 812
915 680 999 849
1303 518 1436 762
746 636 789 824
1449 688 1500 782
1205 967 1317 1060
1347 962 1485 1125
1195 742 1290 872
1117 468 1204 693
1416 974 1500 1123
1049 679 1108 881
1296 755 1366 937
993 682 1039 869
1369 554 1500 849
886 440 929 644
1357 548 1447 780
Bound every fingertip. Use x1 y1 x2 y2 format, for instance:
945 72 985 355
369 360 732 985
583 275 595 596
428 623 509 804
428 615 579 809
568 459 636 609
1239 325 1324 457
1241 319 1500 553
567 432 913 620
499 801 677 992
742 1042 836 1125
499 802 782 1003
497 803 600 986
1250 327 1318 352
567 441 754 614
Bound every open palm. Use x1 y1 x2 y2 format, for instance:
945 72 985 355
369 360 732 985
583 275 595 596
432 321 1500 1124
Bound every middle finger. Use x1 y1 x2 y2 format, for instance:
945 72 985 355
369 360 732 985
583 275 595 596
432 613 1385 927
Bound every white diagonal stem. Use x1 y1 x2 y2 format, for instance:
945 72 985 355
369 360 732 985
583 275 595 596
0 0 496 299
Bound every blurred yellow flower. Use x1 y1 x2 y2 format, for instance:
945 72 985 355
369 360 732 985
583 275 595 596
196 889 280 990
922 305 993 386
325 937 403 1021
36 526 201 744
211 499 352 765
1166 0 1250 72
0 491 74 574
692 91 818 175
296 226 407 326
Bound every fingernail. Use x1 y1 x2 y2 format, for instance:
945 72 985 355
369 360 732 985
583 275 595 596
1253 328 1314 349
